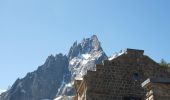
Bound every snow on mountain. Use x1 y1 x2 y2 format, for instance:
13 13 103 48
68 35 107 78
54 96 73 100
55 35 107 98
69 51 105 77
82 54 91 59
0 35 107 100
0 90 6 95
108 49 127 61
54 96 62 100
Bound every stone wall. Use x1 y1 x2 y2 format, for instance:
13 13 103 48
142 78 170 100
75 49 170 100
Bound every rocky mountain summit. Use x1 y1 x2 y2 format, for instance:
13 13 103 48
68 35 107 77
0 35 107 100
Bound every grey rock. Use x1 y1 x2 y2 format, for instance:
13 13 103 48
68 35 105 60
0 54 70 100
0 35 107 100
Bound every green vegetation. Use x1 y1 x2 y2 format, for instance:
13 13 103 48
159 59 169 68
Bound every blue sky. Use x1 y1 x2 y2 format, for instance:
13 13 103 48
0 0 170 89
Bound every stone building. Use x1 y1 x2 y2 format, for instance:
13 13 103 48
142 78 170 100
74 48 170 100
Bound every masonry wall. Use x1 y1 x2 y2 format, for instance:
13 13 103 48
84 49 170 100
145 83 170 100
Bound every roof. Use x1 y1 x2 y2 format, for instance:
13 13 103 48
142 77 170 87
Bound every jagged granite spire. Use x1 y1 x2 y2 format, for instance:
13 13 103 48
68 35 105 60
68 35 107 77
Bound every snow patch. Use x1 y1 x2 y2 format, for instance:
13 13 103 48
69 51 106 78
70 60 74 65
82 59 88 65
108 53 118 60
54 96 73 100
82 54 91 59
75 75 83 80
109 49 127 61
0 89 6 95
54 96 62 100
65 82 72 87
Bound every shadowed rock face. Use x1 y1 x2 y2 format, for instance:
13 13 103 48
0 54 70 100
0 35 107 100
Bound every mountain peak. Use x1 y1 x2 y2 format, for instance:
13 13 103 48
91 34 98 40
90 35 101 51
68 35 103 59
68 35 107 77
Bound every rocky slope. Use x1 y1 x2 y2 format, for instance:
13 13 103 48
0 54 70 100
0 35 107 100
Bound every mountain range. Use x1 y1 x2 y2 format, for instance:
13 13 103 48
0 35 107 100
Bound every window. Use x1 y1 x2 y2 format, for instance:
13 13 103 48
133 73 139 81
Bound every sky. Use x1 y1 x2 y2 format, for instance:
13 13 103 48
0 0 170 90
